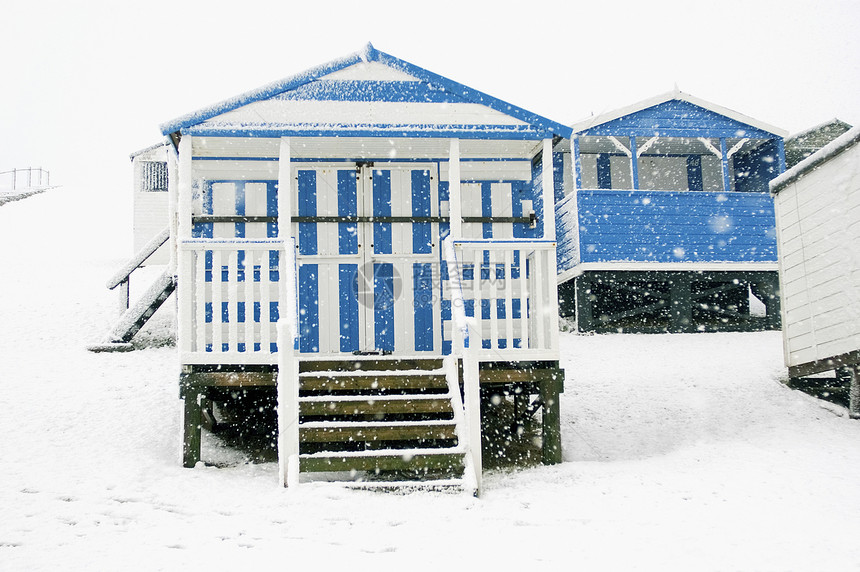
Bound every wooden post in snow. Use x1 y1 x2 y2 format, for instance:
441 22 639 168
849 365 860 419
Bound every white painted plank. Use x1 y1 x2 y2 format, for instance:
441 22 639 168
244 248 256 353
227 250 238 352
212 249 223 353
206 100 529 129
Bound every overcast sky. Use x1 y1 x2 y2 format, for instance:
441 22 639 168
2 0 857 196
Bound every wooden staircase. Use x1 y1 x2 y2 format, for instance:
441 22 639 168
292 359 473 490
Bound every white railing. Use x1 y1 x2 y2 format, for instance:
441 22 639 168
448 238 559 359
178 238 290 364
0 167 50 191
442 235 560 495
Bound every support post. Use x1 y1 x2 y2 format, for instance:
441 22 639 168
541 138 556 241
670 273 694 332
449 139 462 240
119 279 130 312
540 368 562 464
575 277 594 332
278 321 300 487
277 137 292 240
849 365 860 420
182 381 202 468
167 144 180 275
463 345 482 495
629 136 639 190
177 135 193 357
276 138 300 488
720 138 731 192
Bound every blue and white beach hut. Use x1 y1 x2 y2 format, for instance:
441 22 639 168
555 90 788 333
163 44 570 490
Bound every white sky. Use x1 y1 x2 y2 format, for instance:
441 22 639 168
1 0 858 192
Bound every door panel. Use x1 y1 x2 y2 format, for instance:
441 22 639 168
294 164 440 356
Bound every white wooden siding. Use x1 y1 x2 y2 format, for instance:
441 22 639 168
775 141 860 369
191 136 536 161
439 161 531 182
319 61 420 82
204 100 529 129
133 192 170 264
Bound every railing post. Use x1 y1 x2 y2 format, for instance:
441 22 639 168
462 331 482 495
277 319 299 488
119 279 130 312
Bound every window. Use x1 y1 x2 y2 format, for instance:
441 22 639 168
141 161 168 192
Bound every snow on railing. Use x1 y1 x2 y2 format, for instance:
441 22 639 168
178 238 286 365
106 227 170 311
0 167 50 191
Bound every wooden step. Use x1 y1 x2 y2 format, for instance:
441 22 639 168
300 359 444 373
299 449 465 473
299 394 454 417
299 420 457 443
299 373 448 393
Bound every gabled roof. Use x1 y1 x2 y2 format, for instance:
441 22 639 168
160 43 571 140
571 90 788 139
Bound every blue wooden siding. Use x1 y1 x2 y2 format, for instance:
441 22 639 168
733 140 784 193
576 190 777 263
580 100 773 139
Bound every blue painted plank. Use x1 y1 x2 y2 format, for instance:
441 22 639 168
297 170 317 255
411 170 432 254
413 263 434 351
337 169 358 255
298 265 319 353
339 264 359 352
511 181 537 239
373 170 392 254
373 263 395 352
576 189 778 264
267 181 278 238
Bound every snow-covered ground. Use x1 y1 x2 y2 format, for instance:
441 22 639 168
2 188 860 571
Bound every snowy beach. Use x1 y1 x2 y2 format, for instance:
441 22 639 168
2 188 860 570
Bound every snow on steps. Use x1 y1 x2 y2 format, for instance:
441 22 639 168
88 270 175 352
293 363 473 493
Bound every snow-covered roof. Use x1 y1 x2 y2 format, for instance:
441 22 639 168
571 89 788 139
129 140 171 161
785 118 852 144
770 125 860 193
160 43 571 141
